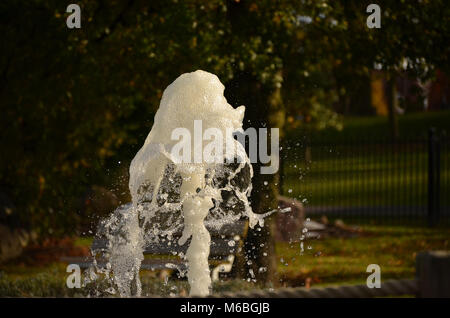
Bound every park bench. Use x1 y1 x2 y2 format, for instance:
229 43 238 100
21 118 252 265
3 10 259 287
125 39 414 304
62 218 247 281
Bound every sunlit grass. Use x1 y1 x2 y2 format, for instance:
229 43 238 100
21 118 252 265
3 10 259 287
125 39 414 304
276 225 450 287
282 111 450 209
1 225 449 296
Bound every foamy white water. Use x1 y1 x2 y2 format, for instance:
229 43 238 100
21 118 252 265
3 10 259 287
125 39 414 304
90 70 264 297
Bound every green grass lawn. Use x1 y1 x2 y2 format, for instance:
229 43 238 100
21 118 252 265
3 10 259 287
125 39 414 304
1 224 448 296
286 110 450 142
283 146 449 209
281 111 450 213
277 224 450 287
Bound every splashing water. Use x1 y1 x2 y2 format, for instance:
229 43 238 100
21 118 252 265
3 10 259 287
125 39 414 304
89 70 276 297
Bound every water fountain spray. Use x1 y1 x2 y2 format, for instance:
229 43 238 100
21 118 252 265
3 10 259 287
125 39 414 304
92 70 264 297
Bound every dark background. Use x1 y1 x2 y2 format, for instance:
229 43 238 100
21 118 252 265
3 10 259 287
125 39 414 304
0 0 449 294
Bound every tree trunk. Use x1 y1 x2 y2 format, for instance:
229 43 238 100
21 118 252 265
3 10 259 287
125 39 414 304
246 75 285 285
225 0 285 286
225 71 284 286
387 76 399 139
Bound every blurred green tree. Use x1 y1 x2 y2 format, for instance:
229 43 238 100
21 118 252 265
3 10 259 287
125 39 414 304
316 0 450 137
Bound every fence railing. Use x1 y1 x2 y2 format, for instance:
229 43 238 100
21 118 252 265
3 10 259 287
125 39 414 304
281 128 449 225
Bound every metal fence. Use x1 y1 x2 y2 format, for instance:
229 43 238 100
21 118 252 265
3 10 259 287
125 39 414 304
281 128 449 225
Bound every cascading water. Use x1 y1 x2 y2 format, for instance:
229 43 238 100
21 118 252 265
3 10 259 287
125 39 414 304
88 70 278 297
